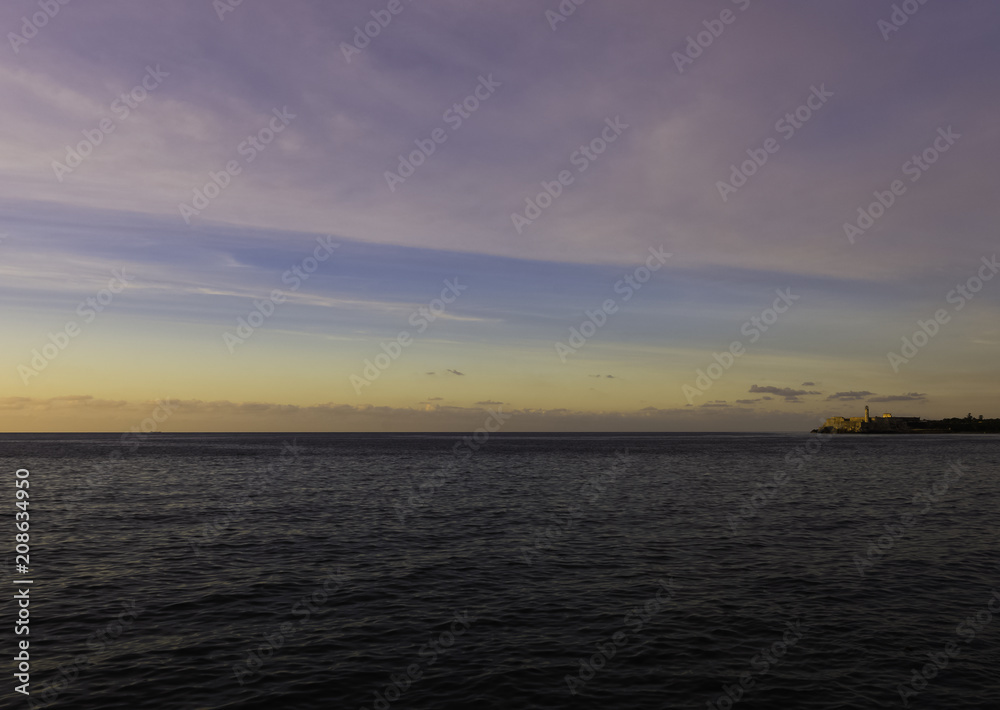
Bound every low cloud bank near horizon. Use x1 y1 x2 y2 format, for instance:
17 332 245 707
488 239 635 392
0 395 836 433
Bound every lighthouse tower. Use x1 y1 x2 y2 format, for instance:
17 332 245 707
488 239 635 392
865 405 870 422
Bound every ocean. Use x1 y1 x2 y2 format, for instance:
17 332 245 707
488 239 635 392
2 432 998 709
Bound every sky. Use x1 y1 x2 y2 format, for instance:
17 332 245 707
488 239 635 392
1 0 997 432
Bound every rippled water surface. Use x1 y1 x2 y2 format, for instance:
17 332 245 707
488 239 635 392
2 433 999 709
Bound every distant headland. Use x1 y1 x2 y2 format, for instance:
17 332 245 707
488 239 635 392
813 406 1000 434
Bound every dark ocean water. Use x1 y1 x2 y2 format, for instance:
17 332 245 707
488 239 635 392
1 432 999 709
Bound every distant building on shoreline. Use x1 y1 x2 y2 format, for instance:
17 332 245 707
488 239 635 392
819 405 921 433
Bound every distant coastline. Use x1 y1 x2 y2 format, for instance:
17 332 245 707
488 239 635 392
812 407 1000 434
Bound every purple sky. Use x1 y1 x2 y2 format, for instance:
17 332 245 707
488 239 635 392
1 0 998 431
